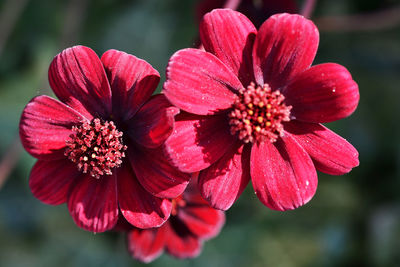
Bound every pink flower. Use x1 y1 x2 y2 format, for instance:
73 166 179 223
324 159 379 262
163 10 360 211
121 182 225 263
20 46 190 233
196 0 297 27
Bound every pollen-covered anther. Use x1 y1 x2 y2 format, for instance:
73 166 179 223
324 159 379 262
65 118 127 178
228 82 292 143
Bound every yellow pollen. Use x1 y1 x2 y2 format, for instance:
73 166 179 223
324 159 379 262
248 110 254 115
257 117 263 123
266 121 272 127
255 126 261 132
266 104 272 109
244 119 251 125
266 112 271 118
258 102 264 108
94 147 99 152
247 103 253 108
83 156 88 161
91 153 96 159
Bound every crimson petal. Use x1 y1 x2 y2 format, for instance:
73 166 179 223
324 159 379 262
128 94 179 148
128 145 190 199
284 63 360 123
251 135 318 211
285 121 359 175
127 228 166 263
20 95 87 160
29 159 80 205
48 46 112 118
200 9 257 85
164 112 236 173
101 49 160 120
67 173 118 233
253 13 319 89
164 220 202 259
164 48 242 115
199 144 251 210
117 164 172 229
178 205 225 240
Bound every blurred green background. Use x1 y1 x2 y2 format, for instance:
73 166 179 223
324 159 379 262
1 0 400 266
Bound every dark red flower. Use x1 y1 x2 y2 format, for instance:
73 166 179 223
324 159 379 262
163 10 360 211
19 46 190 233
122 181 225 263
196 0 298 28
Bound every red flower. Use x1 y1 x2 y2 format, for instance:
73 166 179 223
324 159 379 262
196 0 297 28
19 46 190 233
163 10 360 211
122 181 225 263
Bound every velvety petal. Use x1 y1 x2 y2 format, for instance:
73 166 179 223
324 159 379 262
199 144 251 210
178 205 225 240
251 135 318 211
127 228 166 263
284 63 360 123
163 48 243 115
48 46 112 118
128 94 179 148
164 112 237 173
128 145 190 199
200 9 257 85
164 220 202 259
29 159 80 205
253 13 319 89
117 164 172 229
101 49 160 120
20 95 87 160
67 173 118 233
285 121 359 175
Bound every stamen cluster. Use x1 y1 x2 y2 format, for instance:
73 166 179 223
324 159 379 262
65 118 127 178
171 195 187 216
229 82 292 143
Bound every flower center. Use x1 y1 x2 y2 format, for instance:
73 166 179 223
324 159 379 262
65 118 127 178
228 82 291 144
171 195 186 216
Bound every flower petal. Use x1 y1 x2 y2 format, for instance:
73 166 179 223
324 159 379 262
250 135 318 211
29 159 80 205
67 173 118 233
253 13 319 89
198 144 251 210
48 45 112 118
163 48 242 115
164 112 236 173
19 95 87 160
164 220 202 259
117 164 172 229
178 204 225 240
285 121 359 175
128 94 179 148
101 49 160 120
127 228 166 263
128 145 190 199
284 63 360 123
200 9 257 85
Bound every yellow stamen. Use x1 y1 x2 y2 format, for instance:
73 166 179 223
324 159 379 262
248 110 254 115
257 117 263 123
255 126 261 132
258 102 264 108
266 121 272 127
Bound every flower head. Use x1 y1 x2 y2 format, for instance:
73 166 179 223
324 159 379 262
163 10 360 211
119 180 225 263
20 46 190 232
